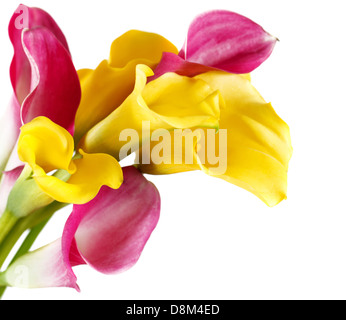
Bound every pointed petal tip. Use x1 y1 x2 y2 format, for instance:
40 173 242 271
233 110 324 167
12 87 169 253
183 9 279 74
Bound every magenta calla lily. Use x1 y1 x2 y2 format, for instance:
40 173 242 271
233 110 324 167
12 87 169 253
20 27 80 134
152 10 277 80
1 167 160 289
0 4 81 173
9 4 70 105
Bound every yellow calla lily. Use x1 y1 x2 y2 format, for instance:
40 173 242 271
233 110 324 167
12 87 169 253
137 71 292 207
17 117 123 205
78 64 222 161
74 30 178 143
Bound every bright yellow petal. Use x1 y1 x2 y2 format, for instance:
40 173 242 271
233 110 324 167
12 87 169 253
33 150 123 204
108 30 178 68
198 72 292 206
79 65 222 160
74 30 178 143
18 117 76 174
136 128 201 174
142 72 221 129
138 71 292 207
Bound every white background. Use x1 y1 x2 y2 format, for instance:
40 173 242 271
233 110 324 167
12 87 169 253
1 0 346 300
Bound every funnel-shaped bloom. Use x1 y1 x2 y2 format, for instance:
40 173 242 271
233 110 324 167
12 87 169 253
9 4 71 104
78 64 222 160
0 5 81 173
74 30 178 143
152 10 277 80
14 117 123 207
137 71 292 207
0 167 160 290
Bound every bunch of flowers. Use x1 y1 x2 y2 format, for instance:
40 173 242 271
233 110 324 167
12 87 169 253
0 4 292 296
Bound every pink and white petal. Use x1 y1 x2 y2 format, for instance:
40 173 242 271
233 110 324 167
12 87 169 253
0 166 24 214
181 10 277 74
21 27 81 135
3 139 24 172
0 96 22 173
68 166 161 274
1 239 79 290
1 167 160 289
8 4 70 104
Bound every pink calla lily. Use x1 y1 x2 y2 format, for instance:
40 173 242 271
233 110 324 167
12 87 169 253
9 4 71 104
19 27 80 134
152 10 277 80
1 166 161 290
0 5 81 173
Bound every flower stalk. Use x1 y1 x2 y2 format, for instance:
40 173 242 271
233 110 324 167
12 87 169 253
0 201 69 297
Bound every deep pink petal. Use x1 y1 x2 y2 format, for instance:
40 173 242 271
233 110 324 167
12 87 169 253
20 27 81 134
181 10 277 74
8 4 70 105
151 52 218 81
62 166 161 275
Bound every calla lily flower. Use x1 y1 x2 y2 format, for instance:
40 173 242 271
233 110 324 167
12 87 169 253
0 166 160 290
10 116 123 210
0 4 81 173
152 10 277 80
137 71 292 207
74 30 178 143
78 64 222 160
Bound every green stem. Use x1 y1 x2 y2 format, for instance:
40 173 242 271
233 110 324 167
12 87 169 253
0 201 69 299
0 201 68 269
0 218 52 299
0 211 18 245
0 285 6 298
11 218 50 264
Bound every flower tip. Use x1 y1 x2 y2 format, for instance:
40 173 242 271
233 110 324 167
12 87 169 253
73 282 81 293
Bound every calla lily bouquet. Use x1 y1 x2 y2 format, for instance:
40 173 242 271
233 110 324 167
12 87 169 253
0 4 292 297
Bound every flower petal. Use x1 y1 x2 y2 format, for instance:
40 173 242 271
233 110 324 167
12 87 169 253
67 166 161 274
33 150 123 205
108 30 178 68
0 239 79 290
0 96 22 173
74 30 178 142
17 117 123 205
20 27 81 134
196 72 292 206
150 52 217 81
79 64 221 160
138 71 292 207
2 5 74 171
180 10 277 74
18 117 75 174
1 167 160 289
8 4 70 104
